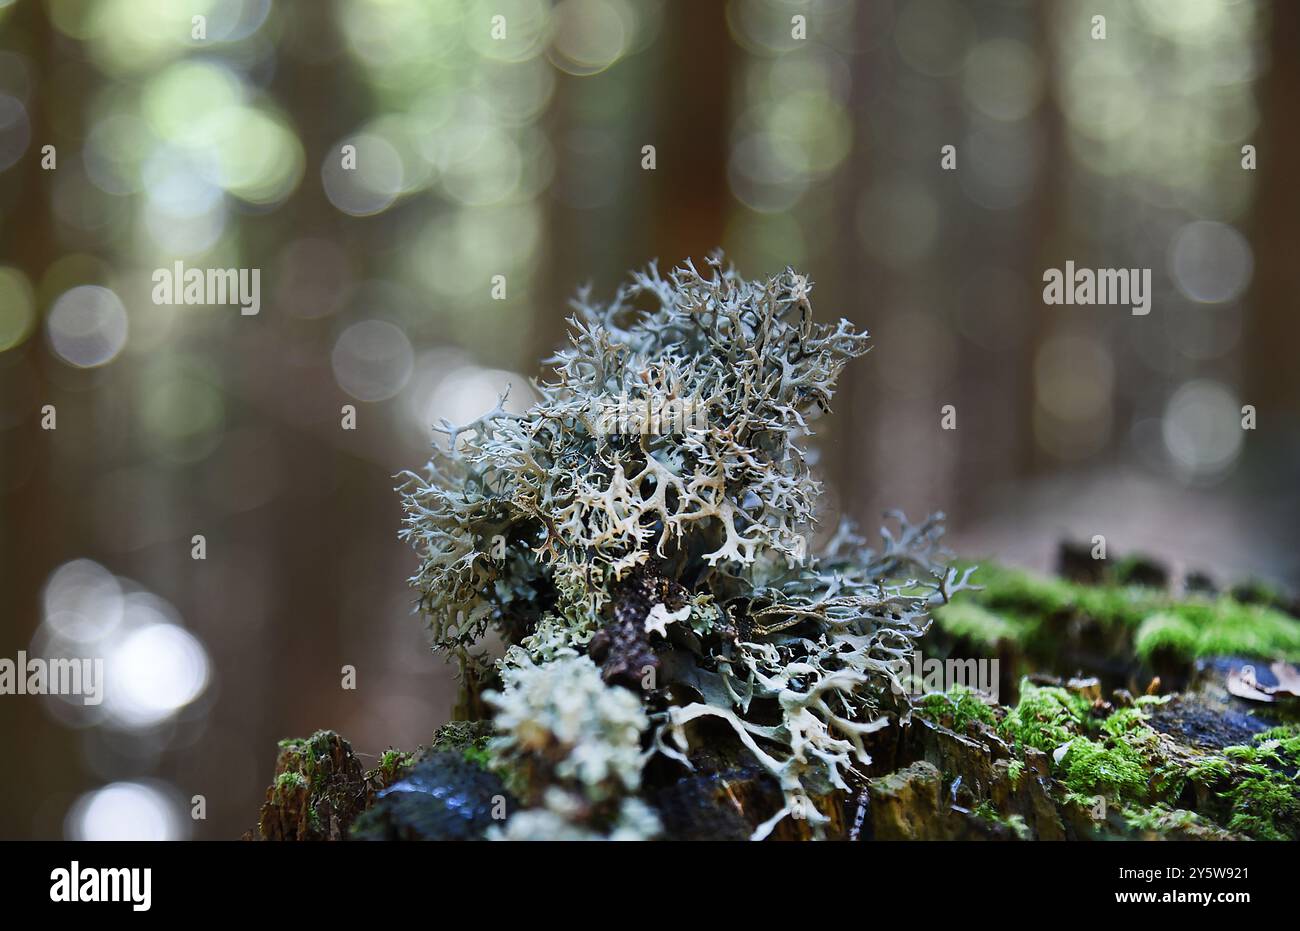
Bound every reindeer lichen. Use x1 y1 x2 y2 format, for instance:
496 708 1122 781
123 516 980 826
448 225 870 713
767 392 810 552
484 652 659 839
398 257 969 839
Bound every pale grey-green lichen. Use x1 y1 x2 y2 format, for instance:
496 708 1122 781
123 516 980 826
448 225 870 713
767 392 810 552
399 256 970 839
490 797 663 841
484 653 658 839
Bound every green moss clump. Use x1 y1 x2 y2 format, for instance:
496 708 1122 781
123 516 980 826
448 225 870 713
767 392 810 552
1121 805 1215 835
943 561 1300 664
1186 755 1231 787
1006 758 1025 788
273 770 307 798
958 674 1298 840
970 800 1031 839
462 744 492 769
997 683 1166 809
918 685 998 730
258 730 372 841
930 602 1020 649
964 563 1074 615
1057 737 1149 801
1099 707 1150 738
374 748 414 784
1188 600 1300 660
1163 726 1300 840
1069 585 1154 628
428 720 495 771
1254 724 1300 751
1223 767 1299 841
1134 613 1199 662
1225 730 1300 840
998 680 1089 752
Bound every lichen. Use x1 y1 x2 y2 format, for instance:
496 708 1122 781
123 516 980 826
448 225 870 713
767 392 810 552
397 257 970 839
484 652 658 839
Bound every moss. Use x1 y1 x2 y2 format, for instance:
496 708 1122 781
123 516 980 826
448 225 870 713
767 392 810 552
1175 728 1300 840
947 561 1300 663
378 748 412 769
918 685 998 730
374 748 414 784
1121 805 1211 834
998 679 1089 752
273 770 307 798
295 730 346 793
1230 578 1291 610
1186 755 1231 787
1254 724 1300 752
966 800 1029 839
1006 758 1025 788
930 602 1019 649
462 744 492 769
1223 769 1300 840
430 720 492 749
963 563 1073 616
1099 707 1149 739
997 684 1182 813
259 730 371 840
921 663 1299 840
1134 612 1199 662
1069 585 1155 628
1005 814 1030 839
963 562 1158 626
1190 600 1300 660
1057 737 1149 801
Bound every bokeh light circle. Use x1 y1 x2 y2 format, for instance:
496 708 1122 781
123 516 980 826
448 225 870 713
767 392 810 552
0 265 36 351
1161 379 1243 480
107 622 210 728
66 781 184 841
331 320 415 402
322 134 404 216
46 285 129 368
1169 220 1253 304
0 92 30 171
549 0 627 76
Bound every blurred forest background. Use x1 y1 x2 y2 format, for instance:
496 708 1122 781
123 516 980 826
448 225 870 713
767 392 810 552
0 0 1297 839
